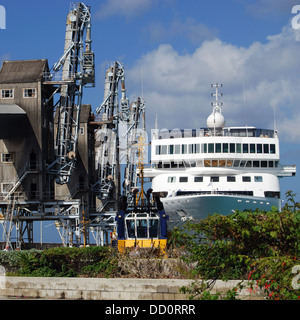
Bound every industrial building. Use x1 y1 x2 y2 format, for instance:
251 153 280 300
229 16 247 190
0 3 146 249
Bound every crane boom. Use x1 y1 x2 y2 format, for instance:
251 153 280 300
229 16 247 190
47 2 95 184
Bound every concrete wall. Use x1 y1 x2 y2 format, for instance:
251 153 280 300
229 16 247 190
0 277 264 300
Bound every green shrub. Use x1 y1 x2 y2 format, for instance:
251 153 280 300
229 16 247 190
16 246 118 277
173 191 300 299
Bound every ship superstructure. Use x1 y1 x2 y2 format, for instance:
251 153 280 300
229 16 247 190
144 84 296 223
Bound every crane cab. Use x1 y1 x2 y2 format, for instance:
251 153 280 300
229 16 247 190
115 196 168 254
117 212 167 253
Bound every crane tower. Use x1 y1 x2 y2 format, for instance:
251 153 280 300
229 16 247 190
46 2 95 184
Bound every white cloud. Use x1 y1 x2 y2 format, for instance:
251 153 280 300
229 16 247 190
96 0 152 20
127 24 300 142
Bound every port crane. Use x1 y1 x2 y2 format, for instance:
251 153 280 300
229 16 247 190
46 2 95 184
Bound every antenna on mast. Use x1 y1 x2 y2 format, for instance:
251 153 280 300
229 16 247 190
207 83 225 136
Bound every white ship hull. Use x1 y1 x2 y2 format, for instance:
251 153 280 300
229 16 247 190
162 193 281 223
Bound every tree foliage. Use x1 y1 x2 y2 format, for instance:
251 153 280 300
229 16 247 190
174 191 300 299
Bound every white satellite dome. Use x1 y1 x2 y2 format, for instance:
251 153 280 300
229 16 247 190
206 111 226 129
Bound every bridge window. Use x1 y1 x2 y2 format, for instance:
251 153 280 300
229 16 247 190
270 144 276 154
208 143 214 153
223 143 228 153
257 144 262 153
255 176 263 182
179 177 188 182
155 145 161 155
230 143 235 153
263 144 269 153
194 177 203 182
161 145 167 155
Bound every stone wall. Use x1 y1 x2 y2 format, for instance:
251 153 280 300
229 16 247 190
0 277 264 300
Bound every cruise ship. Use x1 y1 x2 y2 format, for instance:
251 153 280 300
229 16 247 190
144 84 296 223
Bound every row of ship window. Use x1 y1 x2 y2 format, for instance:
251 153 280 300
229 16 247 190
155 143 276 155
167 175 263 183
156 159 279 168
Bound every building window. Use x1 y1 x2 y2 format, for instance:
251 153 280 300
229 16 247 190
194 177 203 182
1 183 14 194
1 153 13 163
169 145 174 154
236 143 241 153
168 176 176 183
1 89 14 99
23 88 37 98
216 143 221 153
179 177 188 183
250 144 255 153
188 144 193 154
195 144 200 153
208 143 214 153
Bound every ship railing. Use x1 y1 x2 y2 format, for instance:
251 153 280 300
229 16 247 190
151 128 277 140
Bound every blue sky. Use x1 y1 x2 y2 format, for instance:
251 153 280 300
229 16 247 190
0 0 300 241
